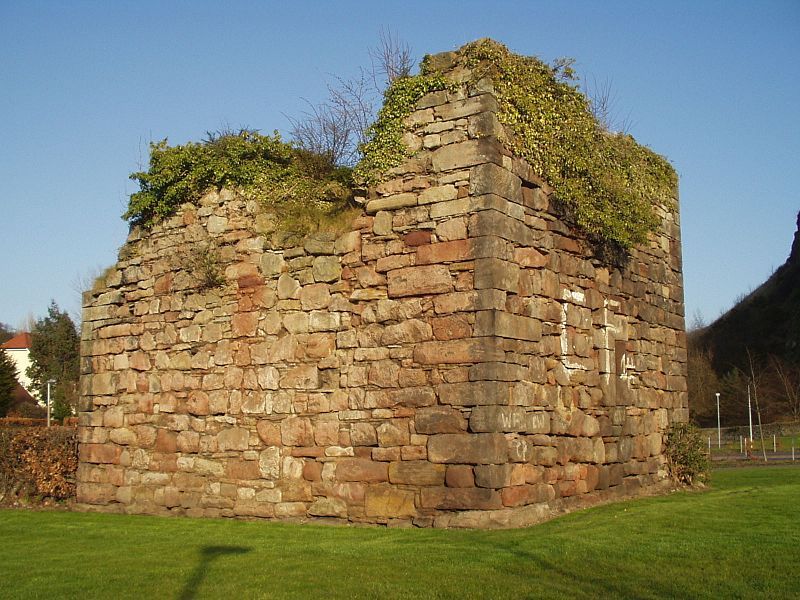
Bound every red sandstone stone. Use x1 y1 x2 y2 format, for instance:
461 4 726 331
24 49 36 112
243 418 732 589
365 484 417 518
403 230 432 247
428 433 508 464
336 458 389 483
445 465 475 488
225 459 261 480
431 315 472 340
414 406 466 434
387 265 453 298
281 417 315 447
80 443 122 465
232 312 258 337
154 430 177 453
388 461 445 486
420 487 502 510
416 239 472 265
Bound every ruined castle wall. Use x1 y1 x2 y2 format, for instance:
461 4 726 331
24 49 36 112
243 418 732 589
77 71 686 527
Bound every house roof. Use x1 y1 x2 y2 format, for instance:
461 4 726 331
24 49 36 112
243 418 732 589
1 332 32 350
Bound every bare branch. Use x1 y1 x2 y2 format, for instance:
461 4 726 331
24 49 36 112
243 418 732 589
370 26 413 87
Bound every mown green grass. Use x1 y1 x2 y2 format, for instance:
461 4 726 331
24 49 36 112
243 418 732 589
1 467 798 599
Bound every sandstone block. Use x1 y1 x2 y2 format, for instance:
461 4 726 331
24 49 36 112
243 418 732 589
433 289 506 314
299 283 332 310
259 446 281 479
217 428 250 451
364 387 436 409
470 162 521 201
415 239 473 265
437 381 510 406
225 459 261 480
366 193 417 214
474 310 541 341
388 461 445 486
415 406 466 434
514 247 548 268
336 459 389 482
80 443 122 465
418 185 458 205
312 256 342 283
445 465 475 488
387 265 453 297
420 487 502 510
376 421 410 447
277 274 300 299
414 339 505 364
365 484 416 518
380 319 433 345
431 139 502 172
469 210 534 246
281 417 314 447
474 464 513 489
474 258 520 293
501 483 555 507
260 253 285 277
427 433 507 464
155 430 178 453
186 390 210 416
334 231 361 255
77 482 118 504
431 315 472 340
373 211 393 236
308 497 348 518
403 230 432 247
280 365 318 389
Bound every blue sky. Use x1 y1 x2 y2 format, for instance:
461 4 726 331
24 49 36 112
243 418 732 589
1 1 798 329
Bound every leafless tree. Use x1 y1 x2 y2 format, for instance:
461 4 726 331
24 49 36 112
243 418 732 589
369 27 413 86
288 28 414 167
770 355 800 420
584 75 633 134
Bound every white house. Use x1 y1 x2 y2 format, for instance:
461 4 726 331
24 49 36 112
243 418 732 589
1 332 35 398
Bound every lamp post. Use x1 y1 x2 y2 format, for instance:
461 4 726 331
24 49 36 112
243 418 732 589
46 379 56 427
716 392 721 449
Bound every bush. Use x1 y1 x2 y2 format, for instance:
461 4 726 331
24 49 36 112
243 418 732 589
0 426 78 504
124 130 354 230
665 423 710 486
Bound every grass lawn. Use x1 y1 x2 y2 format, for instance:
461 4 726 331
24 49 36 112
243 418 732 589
1 466 798 599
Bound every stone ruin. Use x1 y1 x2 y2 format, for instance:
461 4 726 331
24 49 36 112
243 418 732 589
76 47 687 528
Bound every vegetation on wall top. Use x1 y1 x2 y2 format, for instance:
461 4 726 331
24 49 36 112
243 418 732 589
454 39 677 253
124 130 353 230
124 39 675 257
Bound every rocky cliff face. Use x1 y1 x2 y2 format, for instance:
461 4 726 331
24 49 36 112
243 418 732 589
76 46 686 528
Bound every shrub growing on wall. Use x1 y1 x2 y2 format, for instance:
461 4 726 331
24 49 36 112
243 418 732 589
124 130 354 231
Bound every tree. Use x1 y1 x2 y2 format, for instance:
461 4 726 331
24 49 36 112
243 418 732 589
26 301 80 422
0 322 14 344
770 355 800 421
0 349 18 416
288 28 414 167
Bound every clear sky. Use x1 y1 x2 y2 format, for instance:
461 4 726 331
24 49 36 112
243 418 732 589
1 1 798 330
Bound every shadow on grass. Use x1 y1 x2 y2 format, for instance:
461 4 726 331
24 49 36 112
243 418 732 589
177 545 252 600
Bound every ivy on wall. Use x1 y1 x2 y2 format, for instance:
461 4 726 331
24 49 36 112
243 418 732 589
124 130 353 231
457 39 677 252
123 40 676 257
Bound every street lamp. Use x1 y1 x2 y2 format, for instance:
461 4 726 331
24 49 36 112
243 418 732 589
46 379 56 427
715 392 721 449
